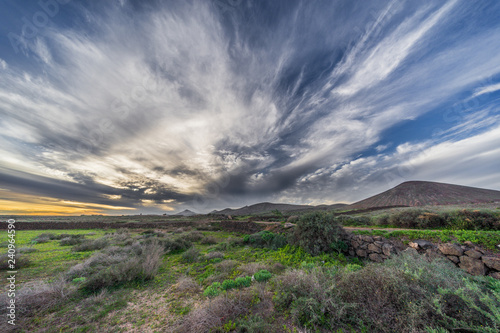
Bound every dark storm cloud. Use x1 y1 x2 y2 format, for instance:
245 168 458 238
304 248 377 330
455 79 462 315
1 0 500 213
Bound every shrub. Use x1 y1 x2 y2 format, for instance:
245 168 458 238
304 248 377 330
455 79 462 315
239 262 268 276
17 247 38 254
272 251 500 332
0 277 75 318
203 282 222 298
157 237 192 253
0 254 31 270
200 236 218 245
67 241 164 292
59 237 84 246
254 270 272 282
205 251 224 260
291 211 346 256
446 210 500 230
182 231 204 242
243 231 288 250
183 285 273 332
175 276 201 293
182 247 200 263
335 215 371 226
72 238 109 252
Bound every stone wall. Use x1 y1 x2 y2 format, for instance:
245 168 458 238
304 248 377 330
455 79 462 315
343 232 500 279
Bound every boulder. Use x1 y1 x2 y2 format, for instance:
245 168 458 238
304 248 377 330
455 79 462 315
446 255 460 264
283 223 295 229
464 249 482 259
374 241 385 248
488 272 500 280
482 256 500 271
368 243 382 253
459 256 486 276
409 240 434 250
373 236 384 242
356 249 367 258
382 243 395 257
368 253 383 263
351 240 360 249
425 248 443 261
438 243 464 256
361 235 374 243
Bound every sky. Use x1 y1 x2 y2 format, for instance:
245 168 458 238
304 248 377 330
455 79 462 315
0 0 500 215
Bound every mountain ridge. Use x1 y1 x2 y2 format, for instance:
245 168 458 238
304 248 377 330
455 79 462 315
348 181 500 210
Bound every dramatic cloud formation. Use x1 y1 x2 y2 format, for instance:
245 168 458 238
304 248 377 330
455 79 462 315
0 0 499 214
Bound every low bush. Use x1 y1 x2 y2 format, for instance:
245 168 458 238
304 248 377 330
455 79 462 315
205 251 224 260
335 215 371 226
182 231 204 242
203 282 222 298
221 276 252 291
67 240 164 292
243 231 288 250
446 209 500 230
273 251 500 332
184 285 273 332
291 211 346 256
72 238 109 252
0 277 75 319
200 236 218 245
254 270 272 282
17 247 38 254
59 237 84 246
182 247 200 263
0 254 31 270
157 237 192 253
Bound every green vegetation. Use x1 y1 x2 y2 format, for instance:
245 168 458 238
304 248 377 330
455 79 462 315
291 211 346 255
338 208 500 231
1 209 500 332
352 229 500 250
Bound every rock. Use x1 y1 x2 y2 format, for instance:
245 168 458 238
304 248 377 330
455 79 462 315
447 255 460 264
482 256 500 271
459 256 486 276
287 215 299 223
408 240 434 250
351 240 360 249
359 243 368 250
374 241 385 248
356 249 367 258
438 243 464 256
464 249 482 259
368 253 383 262
373 236 384 242
283 223 295 228
382 243 395 256
361 235 374 242
403 247 418 255
464 241 475 247
425 248 443 261
348 250 355 257
488 272 500 280
414 240 435 250
368 243 382 253
408 241 419 250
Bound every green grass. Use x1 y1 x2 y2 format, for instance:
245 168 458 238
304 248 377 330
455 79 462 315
4 225 500 332
351 229 500 250
0 229 112 283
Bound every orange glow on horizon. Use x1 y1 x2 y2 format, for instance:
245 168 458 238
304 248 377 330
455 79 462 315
0 191 136 216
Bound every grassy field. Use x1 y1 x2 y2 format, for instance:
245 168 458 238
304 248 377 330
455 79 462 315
2 212 500 332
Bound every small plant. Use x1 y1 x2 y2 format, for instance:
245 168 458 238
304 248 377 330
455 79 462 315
203 282 222 298
182 247 200 263
254 270 272 282
72 238 109 252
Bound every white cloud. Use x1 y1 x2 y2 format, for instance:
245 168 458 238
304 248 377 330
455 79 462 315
0 58 7 70
472 82 500 98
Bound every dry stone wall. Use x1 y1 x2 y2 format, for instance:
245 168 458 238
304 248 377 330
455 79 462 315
343 232 500 279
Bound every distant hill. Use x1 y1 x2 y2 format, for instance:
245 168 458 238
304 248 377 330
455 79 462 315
172 209 197 217
212 202 348 216
348 181 500 210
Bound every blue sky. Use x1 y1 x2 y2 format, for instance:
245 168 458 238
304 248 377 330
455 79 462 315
0 0 499 215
